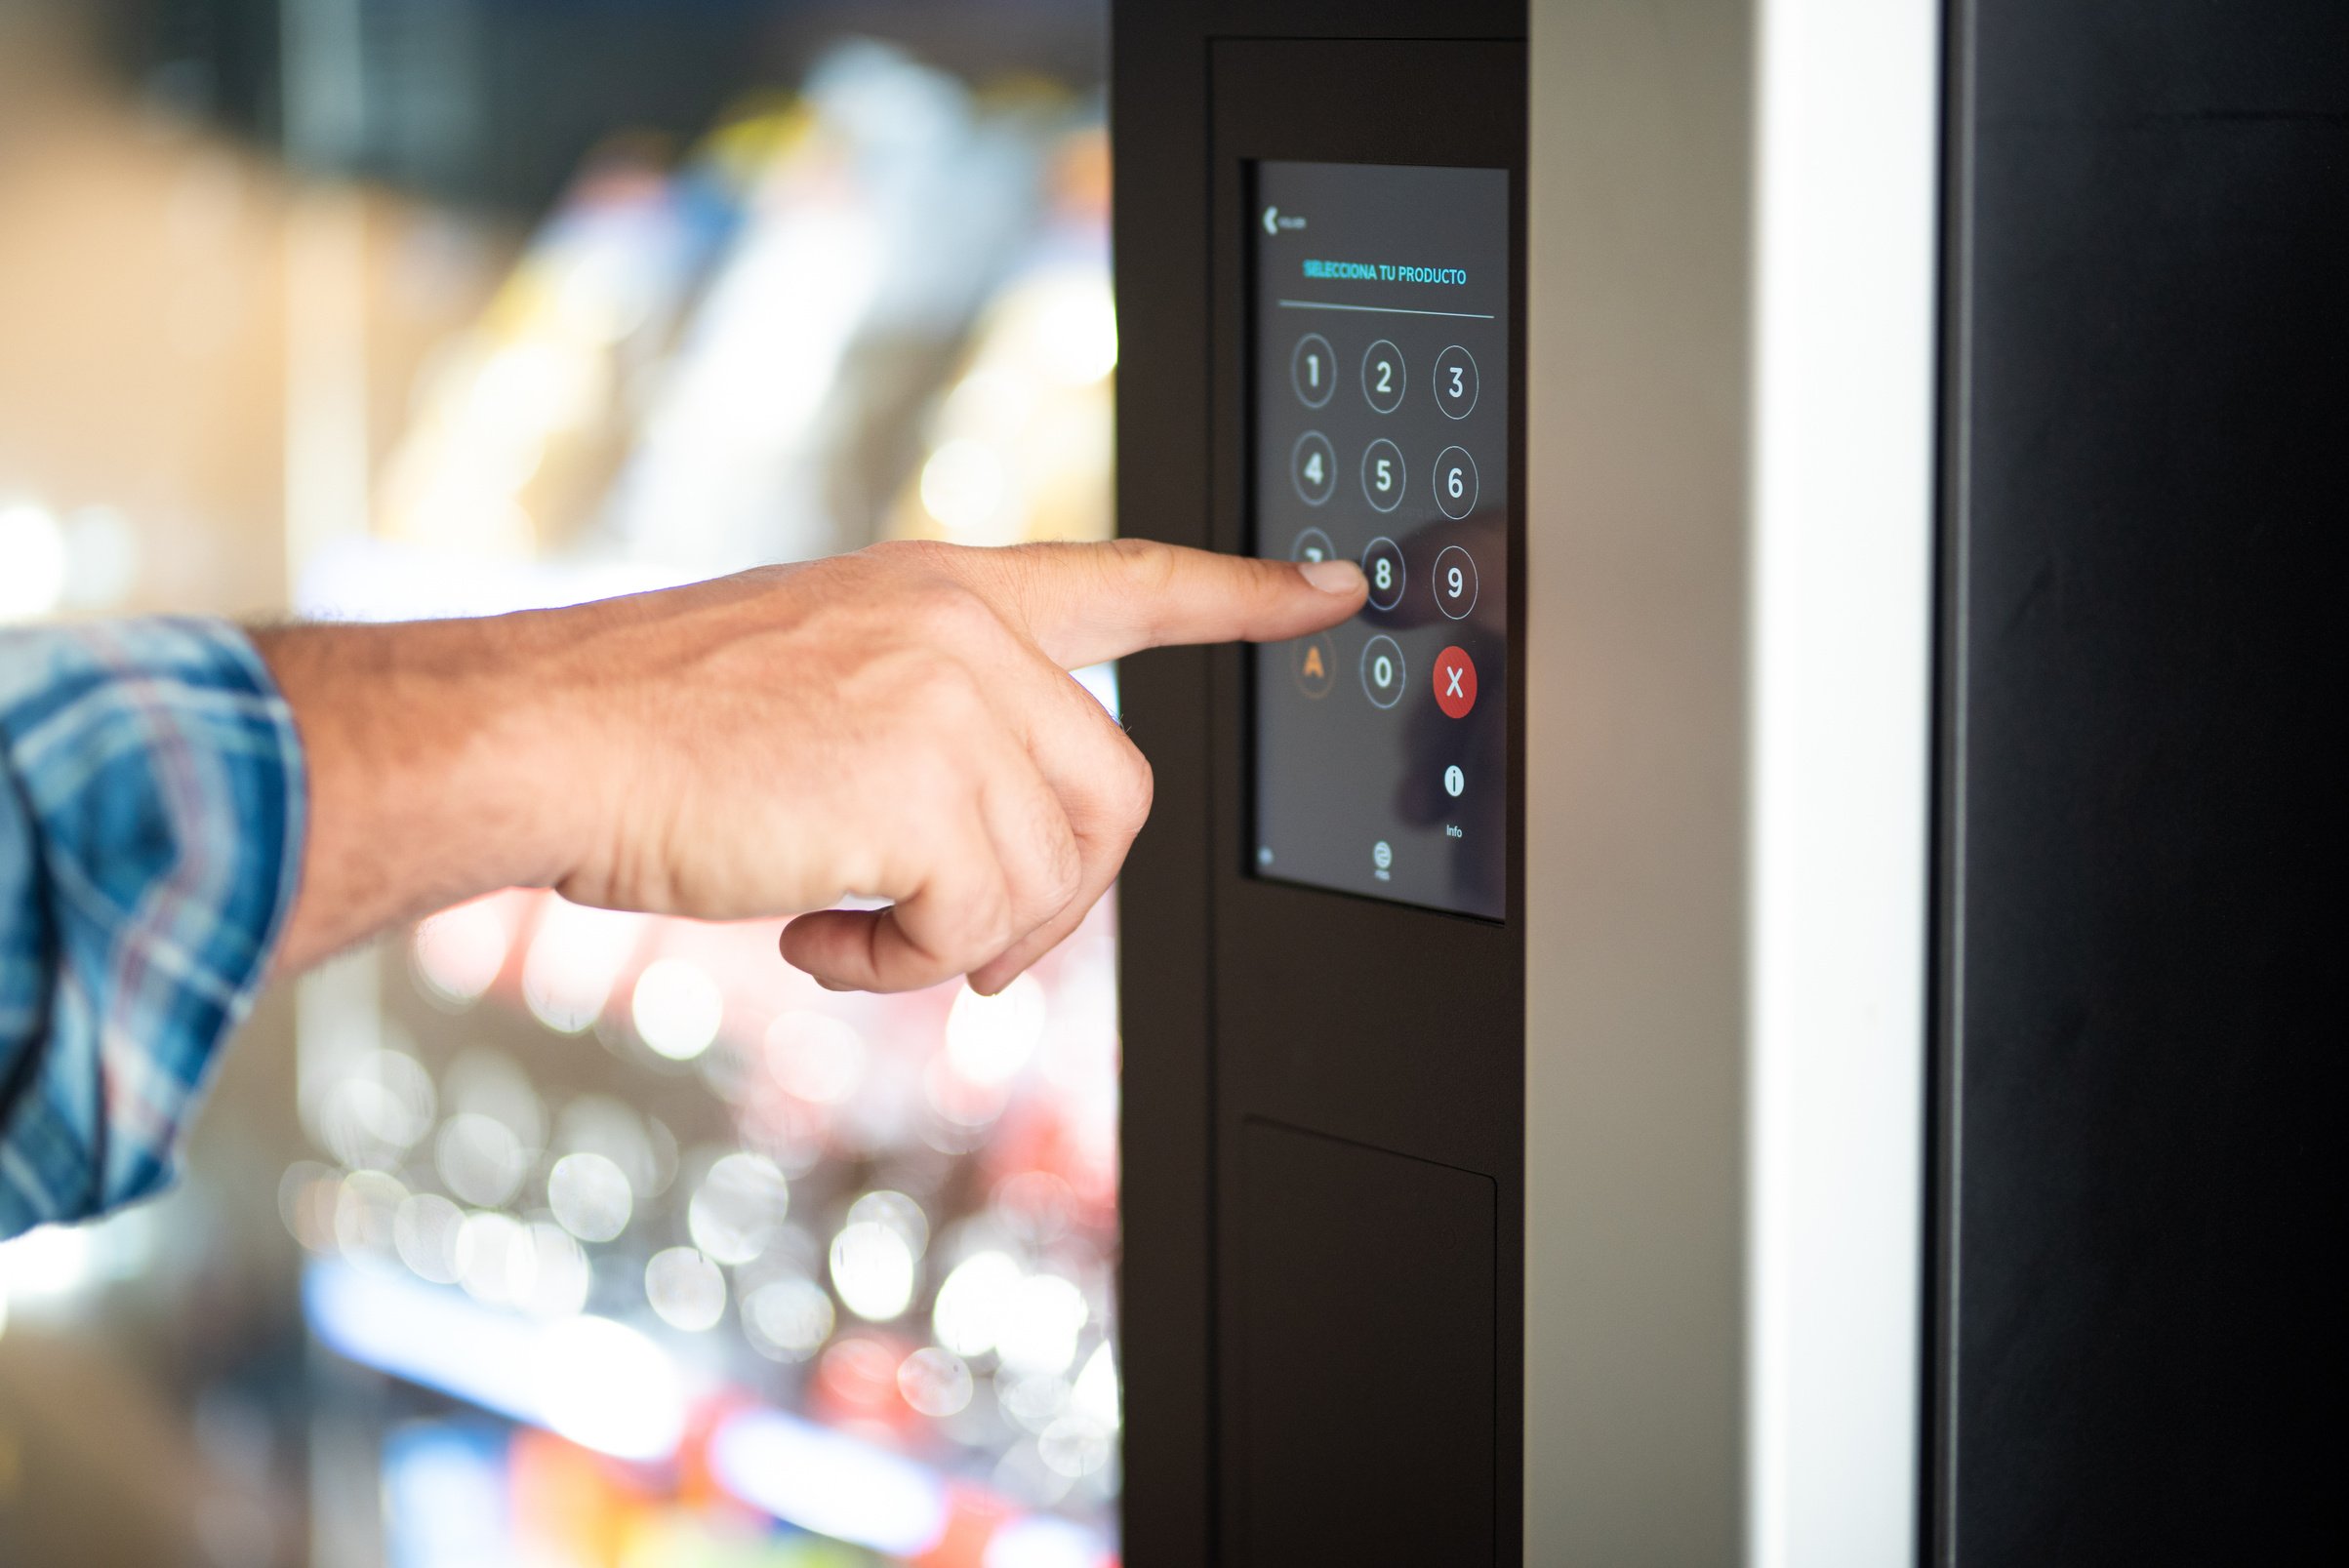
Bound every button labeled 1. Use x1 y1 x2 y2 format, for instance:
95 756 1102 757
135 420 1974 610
1291 333 1336 408
1433 645 1478 719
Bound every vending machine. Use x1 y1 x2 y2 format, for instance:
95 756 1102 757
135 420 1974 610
1112 1 2336 1563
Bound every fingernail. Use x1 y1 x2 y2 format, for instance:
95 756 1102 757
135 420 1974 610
1299 558 1364 594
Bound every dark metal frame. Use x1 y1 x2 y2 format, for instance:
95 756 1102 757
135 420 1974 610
1114 6 1526 1563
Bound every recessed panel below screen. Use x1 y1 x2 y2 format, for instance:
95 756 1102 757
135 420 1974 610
1249 159 1510 920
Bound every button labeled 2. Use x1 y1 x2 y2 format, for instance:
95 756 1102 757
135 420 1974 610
1361 339 1406 414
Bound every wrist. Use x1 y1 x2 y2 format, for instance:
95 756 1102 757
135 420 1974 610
254 613 596 969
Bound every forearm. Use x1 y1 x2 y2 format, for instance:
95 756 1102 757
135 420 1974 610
252 613 594 973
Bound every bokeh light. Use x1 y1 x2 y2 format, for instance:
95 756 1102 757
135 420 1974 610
687 1151 790 1266
547 1150 633 1243
631 957 725 1061
645 1246 727 1332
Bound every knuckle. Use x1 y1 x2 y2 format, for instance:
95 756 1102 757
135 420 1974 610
1041 823 1083 905
916 579 1007 653
1112 746 1155 833
957 883 1016 958
1104 538 1178 604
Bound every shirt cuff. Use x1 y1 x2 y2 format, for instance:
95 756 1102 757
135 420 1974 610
0 618 305 1234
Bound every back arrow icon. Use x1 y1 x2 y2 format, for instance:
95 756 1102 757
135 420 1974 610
1263 205 1280 236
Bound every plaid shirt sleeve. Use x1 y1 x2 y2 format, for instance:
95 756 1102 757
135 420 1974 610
0 619 304 1238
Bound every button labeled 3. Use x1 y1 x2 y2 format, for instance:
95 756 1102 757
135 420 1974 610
1434 344 1479 419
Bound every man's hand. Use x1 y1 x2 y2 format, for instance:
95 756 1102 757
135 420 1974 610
255 540 1365 992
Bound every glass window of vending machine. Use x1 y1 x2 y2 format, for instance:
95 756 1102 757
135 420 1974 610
0 6 1122 1566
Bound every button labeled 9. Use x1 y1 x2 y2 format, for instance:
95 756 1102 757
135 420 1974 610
1432 544 1478 620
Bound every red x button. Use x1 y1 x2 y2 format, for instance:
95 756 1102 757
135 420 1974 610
1433 645 1478 719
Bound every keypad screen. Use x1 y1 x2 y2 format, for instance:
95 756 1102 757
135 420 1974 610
1249 160 1509 919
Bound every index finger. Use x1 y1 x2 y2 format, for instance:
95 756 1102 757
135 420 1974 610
966 539 1367 670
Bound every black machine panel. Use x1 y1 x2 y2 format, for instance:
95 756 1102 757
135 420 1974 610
1249 160 1512 919
1935 0 2342 1559
1239 1121 1497 1565
1202 37 1525 1568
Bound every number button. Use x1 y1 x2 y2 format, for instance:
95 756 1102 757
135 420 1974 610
1434 345 1479 420
1291 431 1336 506
1359 438 1405 513
1360 634 1405 709
1361 339 1406 415
1291 333 1336 409
1360 537 1405 613
1432 544 1478 620
1433 446 1479 520
1289 527 1335 564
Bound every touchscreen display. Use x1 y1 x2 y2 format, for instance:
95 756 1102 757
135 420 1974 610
1250 160 1509 919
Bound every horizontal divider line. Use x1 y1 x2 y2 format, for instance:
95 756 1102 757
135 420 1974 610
1276 298 1497 320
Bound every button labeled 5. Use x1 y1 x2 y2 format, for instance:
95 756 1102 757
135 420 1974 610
1360 438 1405 513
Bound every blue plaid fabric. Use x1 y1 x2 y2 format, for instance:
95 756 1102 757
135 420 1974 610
0 619 304 1238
